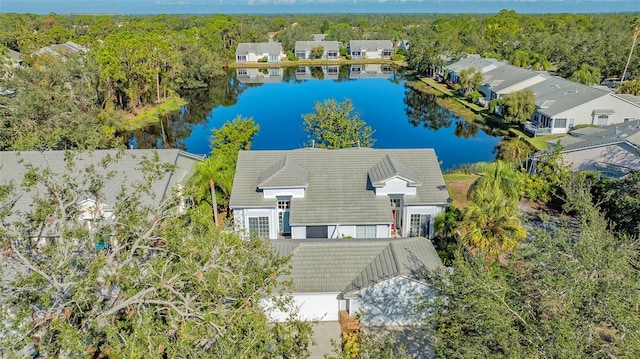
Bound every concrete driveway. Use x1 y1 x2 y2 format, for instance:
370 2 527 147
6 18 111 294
309 321 341 359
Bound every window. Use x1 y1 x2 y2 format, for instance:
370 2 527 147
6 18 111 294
327 66 339 74
356 225 376 238
624 118 635 122
327 50 338 58
237 69 247 76
296 67 307 74
409 214 430 237
554 118 567 128
382 50 392 58
277 197 291 235
248 216 269 239
236 55 247 62
295 51 306 59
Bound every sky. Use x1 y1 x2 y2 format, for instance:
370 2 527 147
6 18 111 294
0 0 638 15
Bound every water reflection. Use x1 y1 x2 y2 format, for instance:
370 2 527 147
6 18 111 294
236 67 283 83
349 64 395 79
404 85 453 131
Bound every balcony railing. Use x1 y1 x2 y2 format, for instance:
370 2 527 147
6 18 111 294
524 122 552 137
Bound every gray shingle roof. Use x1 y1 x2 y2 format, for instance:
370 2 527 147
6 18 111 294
528 77 610 117
258 156 308 188
229 148 449 225
349 40 393 51
368 154 421 187
33 41 87 57
481 65 547 94
535 120 640 156
295 40 339 52
271 237 443 294
445 55 505 73
236 42 283 55
0 149 204 221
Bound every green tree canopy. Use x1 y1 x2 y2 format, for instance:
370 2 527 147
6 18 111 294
310 45 324 59
0 151 311 358
569 63 602 85
302 98 376 149
498 89 536 124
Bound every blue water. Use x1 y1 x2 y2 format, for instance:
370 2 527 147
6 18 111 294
184 67 500 170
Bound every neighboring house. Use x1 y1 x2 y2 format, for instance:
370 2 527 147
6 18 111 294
478 64 548 101
445 54 505 83
236 67 283 84
399 39 410 54
349 63 394 79
229 148 450 240
264 237 443 324
530 121 640 178
0 149 204 234
312 34 326 42
294 65 339 81
524 77 640 136
32 41 88 57
349 40 394 59
294 40 339 59
235 42 284 63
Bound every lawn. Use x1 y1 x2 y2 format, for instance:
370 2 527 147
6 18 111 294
443 173 479 209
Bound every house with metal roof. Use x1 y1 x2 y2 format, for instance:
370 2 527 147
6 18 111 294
348 40 394 59
229 148 450 240
444 54 506 83
524 77 640 136
530 120 640 178
294 40 340 60
235 42 284 63
478 64 548 101
263 237 443 324
0 149 204 234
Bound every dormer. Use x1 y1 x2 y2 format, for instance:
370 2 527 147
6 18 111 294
368 155 421 196
258 156 308 199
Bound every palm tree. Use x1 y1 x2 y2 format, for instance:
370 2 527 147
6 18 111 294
467 161 524 205
461 187 526 256
621 16 640 84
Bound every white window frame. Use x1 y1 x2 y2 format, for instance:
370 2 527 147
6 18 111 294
355 225 376 238
409 214 429 237
248 216 269 239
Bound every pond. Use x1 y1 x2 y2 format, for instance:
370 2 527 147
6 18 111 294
134 65 502 170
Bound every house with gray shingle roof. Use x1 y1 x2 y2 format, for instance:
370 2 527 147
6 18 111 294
294 40 339 59
235 42 284 63
229 148 450 240
524 77 640 136
348 40 394 59
32 41 88 58
0 149 204 235
478 64 548 101
530 120 640 178
444 54 506 83
264 237 443 324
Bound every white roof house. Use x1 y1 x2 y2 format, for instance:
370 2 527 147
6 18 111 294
229 148 450 240
294 40 340 60
264 237 443 324
524 77 640 136
235 42 284 63
348 40 394 60
32 41 88 57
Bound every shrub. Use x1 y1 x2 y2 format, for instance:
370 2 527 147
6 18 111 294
287 53 299 61
391 54 405 61
258 56 268 63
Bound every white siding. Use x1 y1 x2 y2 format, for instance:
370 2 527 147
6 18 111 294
377 224 391 238
237 207 278 239
263 293 340 322
291 225 306 239
375 177 417 196
263 187 305 199
554 94 640 131
402 205 445 238
350 276 436 326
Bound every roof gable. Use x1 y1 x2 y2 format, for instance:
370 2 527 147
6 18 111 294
368 154 421 187
258 155 308 189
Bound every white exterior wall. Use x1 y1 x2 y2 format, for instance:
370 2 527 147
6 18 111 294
263 293 340 322
402 205 445 238
291 226 306 239
350 276 436 326
377 224 391 238
263 187 305 199
553 95 640 132
495 74 547 99
375 177 417 196
236 207 278 239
